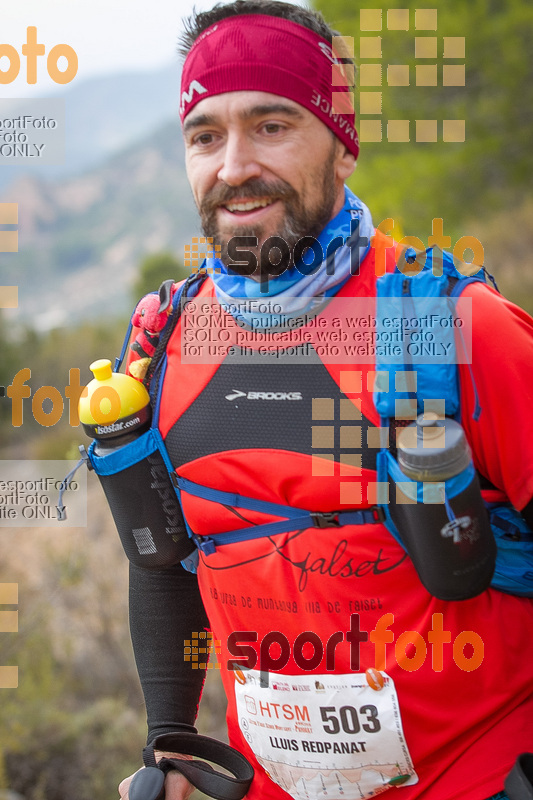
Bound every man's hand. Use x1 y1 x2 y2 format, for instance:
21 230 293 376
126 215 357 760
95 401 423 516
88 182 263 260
118 751 195 800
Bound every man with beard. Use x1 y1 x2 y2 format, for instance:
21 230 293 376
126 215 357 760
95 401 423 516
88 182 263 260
118 2 533 799
194 126 342 279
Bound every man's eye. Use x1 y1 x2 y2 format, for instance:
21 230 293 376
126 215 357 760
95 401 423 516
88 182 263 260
194 132 214 146
263 123 283 134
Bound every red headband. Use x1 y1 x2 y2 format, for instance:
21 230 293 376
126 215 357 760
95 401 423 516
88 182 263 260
179 14 359 159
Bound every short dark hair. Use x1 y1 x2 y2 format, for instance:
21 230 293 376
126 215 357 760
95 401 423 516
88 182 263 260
178 0 344 59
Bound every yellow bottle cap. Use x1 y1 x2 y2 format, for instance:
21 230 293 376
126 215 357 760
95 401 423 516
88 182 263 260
90 359 113 381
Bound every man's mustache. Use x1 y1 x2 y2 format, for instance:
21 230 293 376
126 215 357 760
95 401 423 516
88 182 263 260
200 179 297 215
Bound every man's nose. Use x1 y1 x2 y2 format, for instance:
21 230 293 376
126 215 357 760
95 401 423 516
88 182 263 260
217 133 262 186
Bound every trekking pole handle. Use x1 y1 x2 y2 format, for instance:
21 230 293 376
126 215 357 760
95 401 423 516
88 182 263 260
129 766 166 800
128 732 254 800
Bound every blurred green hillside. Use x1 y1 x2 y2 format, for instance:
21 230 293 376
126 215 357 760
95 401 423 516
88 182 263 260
315 0 532 228
314 0 533 312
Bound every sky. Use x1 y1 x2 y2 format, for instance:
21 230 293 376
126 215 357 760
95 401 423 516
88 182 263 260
2 0 309 97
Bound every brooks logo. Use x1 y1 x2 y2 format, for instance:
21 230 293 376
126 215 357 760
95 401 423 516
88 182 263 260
225 390 303 401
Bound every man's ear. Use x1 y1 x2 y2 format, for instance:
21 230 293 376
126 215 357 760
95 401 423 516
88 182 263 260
335 144 356 182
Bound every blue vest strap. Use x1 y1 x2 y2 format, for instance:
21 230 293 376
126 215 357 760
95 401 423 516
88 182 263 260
194 508 384 555
175 476 309 518
175 477 384 555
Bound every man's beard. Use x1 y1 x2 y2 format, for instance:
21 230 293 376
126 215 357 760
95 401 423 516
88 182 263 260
197 141 338 279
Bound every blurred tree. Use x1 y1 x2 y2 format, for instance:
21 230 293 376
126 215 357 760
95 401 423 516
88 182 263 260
132 252 190 302
313 0 533 240
0 318 127 456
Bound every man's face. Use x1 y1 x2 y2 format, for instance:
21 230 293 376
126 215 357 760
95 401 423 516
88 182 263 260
183 91 355 276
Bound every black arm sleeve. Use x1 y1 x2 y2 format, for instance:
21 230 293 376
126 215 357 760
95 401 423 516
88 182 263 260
129 561 210 745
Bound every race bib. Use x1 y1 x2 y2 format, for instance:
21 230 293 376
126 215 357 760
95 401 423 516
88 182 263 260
234 669 418 800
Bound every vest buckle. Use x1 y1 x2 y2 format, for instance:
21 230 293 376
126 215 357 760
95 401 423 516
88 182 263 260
311 511 340 528
197 536 216 555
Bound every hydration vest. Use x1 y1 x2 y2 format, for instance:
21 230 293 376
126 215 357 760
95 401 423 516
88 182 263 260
100 235 533 597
